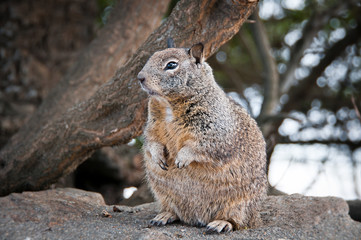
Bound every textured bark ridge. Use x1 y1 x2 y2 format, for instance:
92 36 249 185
0 0 258 196
0 189 360 239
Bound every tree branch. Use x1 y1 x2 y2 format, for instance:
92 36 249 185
278 139 361 151
249 12 280 125
263 15 361 173
280 0 359 94
0 0 258 196
283 20 361 113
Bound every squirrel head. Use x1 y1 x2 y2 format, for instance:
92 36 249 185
137 42 215 101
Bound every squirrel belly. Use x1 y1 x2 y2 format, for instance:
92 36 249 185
139 42 267 232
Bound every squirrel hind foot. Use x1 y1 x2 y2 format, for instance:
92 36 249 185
150 212 179 226
205 220 233 234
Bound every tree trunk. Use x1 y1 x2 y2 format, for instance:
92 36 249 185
0 0 99 148
0 0 258 196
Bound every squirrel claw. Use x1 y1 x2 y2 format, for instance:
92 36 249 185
205 220 233 234
159 162 168 171
175 158 192 169
150 212 179 226
158 158 168 170
152 155 168 170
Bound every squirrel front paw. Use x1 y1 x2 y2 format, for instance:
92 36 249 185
147 142 168 171
175 146 194 168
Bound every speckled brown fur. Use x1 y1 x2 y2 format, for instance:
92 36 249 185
137 43 267 233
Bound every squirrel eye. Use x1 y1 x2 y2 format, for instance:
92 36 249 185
165 61 178 70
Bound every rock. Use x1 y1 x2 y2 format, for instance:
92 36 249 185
0 188 360 239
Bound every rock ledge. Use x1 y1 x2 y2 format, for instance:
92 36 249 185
0 188 360 239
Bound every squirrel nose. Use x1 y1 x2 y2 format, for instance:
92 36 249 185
137 72 145 83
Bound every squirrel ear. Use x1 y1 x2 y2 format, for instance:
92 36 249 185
167 38 175 48
189 43 204 65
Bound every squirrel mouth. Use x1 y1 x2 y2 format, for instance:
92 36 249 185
140 83 159 96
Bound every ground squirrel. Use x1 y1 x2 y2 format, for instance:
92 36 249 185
137 39 267 233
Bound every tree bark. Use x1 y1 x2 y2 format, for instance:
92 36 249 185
0 0 258 196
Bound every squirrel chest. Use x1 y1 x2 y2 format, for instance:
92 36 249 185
146 96 193 165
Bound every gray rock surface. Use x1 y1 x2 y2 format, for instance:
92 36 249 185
0 188 360 240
